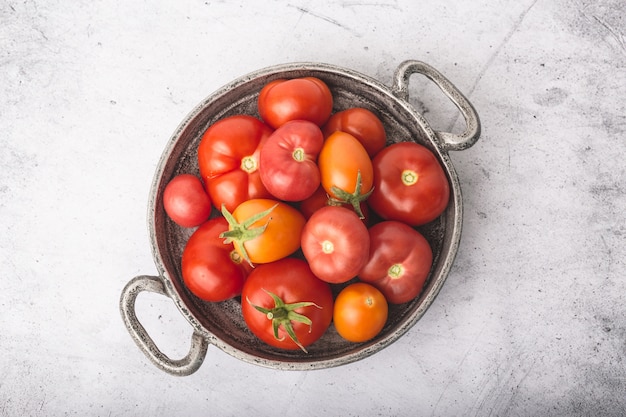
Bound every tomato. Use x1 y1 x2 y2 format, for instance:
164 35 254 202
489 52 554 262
298 185 330 220
197 115 274 212
333 283 388 343
358 221 432 304
301 206 370 284
241 258 334 352
322 107 387 157
181 217 251 302
257 77 333 129
301 206 369 284
318 131 374 218
368 142 450 226
162 174 212 228
259 120 324 201
220 199 306 265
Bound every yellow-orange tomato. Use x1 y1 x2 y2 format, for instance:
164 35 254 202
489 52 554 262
333 282 388 343
221 199 306 265
318 131 374 218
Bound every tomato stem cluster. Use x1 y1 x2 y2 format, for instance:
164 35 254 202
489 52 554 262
220 203 278 266
248 290 321 353
329 170 373 219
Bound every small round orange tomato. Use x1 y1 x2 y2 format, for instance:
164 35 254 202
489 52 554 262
322 107 387 157
333 283 388 343
220 199 306 265
318 131 374 218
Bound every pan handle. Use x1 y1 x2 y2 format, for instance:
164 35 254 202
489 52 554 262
119 275 209 376
391 60 481 151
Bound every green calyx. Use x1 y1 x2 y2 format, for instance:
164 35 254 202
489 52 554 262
219 203 277 266
329 170 373 219
248 290 321 353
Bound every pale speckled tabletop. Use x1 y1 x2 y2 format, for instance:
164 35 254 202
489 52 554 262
1 1 625 416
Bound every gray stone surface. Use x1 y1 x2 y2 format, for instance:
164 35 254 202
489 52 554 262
1 0 624 416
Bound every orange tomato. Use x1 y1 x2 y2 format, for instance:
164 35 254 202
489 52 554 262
220 199 306 265
317 131 374 218
333 282 388 343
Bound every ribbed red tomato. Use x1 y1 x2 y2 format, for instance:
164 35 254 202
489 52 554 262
358 221 433 304
197 115 274 212
259 120 324 201
300 206 369 284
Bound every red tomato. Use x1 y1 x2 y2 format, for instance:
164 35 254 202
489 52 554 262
318 131 374 218
221 199 306 265
333 282 388 343
259 120 324 201
197 115 274 212
358 221 433 304
368 142 450 226
257 77 333 129
322 107 387 157
300 206 369 284
298 185 330 220
241 258 334 352
162 174 212 228
181 217 251 302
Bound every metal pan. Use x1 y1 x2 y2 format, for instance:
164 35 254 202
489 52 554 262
120 60 480 375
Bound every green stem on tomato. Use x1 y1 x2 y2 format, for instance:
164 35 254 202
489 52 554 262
329 170 373 219
247 290 321 353
219 203 277 267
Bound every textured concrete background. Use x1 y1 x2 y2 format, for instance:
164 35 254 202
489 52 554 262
1 0 625 416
